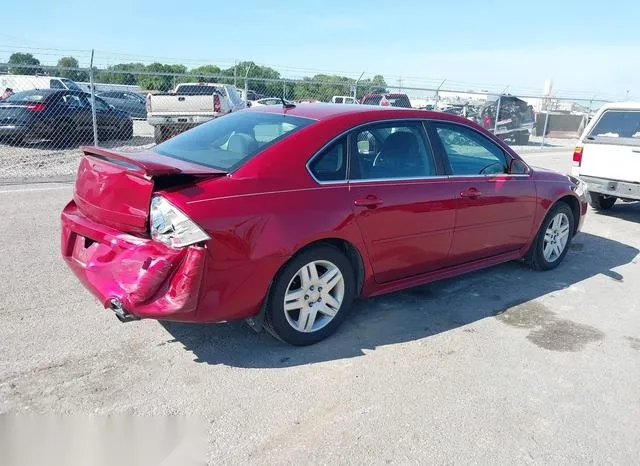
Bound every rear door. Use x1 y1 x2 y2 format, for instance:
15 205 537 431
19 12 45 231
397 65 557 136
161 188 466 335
347 120 456 283
580 109 640 183
429 120 537 264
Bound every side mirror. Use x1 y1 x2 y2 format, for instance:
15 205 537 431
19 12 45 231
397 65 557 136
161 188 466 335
509 158 530 175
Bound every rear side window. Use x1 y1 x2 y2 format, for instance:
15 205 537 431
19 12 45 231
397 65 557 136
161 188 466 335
589 110 640 145
309 138 347 182
153 112 314 171
362 95 382 105
386 95 412 108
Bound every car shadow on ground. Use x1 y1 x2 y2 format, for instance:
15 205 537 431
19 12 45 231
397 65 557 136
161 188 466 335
160 232 638 368
590 201 640 223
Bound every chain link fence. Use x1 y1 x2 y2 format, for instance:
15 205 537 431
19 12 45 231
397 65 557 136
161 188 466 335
0 64 612 182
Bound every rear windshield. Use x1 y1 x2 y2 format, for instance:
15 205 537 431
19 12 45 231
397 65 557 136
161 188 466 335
176 85 222 95
2 90 49 103
588 110 640 145
362 95 382 105
386 95 412 108
153 111 314 171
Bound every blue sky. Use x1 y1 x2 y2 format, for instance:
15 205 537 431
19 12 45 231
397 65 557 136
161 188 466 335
1 0 638 99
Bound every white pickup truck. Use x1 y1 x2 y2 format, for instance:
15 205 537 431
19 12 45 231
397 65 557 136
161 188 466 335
572 102 640 210
146 83 246 143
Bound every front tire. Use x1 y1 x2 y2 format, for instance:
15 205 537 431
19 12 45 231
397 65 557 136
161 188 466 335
587 191 616 211
526 202 575 271
264 245 356 346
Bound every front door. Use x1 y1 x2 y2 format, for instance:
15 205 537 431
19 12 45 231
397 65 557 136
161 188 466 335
348 121 456 283
429 121 537 265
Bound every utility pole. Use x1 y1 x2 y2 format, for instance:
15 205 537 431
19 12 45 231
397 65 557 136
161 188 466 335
353 72 364 100
234 61 237 87
626 90 630 101
435 79 446 108
89 49 98 146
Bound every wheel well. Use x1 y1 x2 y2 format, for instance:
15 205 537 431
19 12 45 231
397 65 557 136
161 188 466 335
294 238 365 297
555 195 580 235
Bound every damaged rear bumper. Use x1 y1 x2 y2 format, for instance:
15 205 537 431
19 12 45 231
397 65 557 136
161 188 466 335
61 201 206 321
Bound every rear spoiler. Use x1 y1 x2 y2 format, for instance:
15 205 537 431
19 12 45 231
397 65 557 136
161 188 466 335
80 146 227 178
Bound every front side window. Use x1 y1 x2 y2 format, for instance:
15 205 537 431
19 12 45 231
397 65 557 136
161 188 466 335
433 122 508 175
351 122 435 180
153 112 314 171
309 138 347 182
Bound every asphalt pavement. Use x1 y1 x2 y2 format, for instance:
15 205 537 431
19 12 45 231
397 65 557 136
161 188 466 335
1 147 639 465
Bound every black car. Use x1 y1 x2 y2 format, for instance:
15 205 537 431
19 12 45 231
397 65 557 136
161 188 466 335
0 89 133 146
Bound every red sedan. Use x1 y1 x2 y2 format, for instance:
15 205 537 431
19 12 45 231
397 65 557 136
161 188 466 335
61 104 588 345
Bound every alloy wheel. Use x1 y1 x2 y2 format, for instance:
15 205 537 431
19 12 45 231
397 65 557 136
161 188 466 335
283 260 345 333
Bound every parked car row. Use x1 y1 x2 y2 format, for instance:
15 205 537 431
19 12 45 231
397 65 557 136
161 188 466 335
0 89 133 146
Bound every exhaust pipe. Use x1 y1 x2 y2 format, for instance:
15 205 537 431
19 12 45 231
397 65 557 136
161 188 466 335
109 298 139 323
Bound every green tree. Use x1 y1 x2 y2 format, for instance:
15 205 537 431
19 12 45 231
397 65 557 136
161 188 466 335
56 56 88 82
8 52 42 75
97 63 146 85
190 65 222 82
137 63 187 91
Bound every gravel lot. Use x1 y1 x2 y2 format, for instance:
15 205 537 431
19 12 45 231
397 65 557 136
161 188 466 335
1 147 639 464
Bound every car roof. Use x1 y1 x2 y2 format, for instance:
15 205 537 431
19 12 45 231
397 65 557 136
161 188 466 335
597 101 640 111
245 102 459 122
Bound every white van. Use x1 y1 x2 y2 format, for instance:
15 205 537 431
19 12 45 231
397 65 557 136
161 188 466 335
0 75 84 93
572 101 640 210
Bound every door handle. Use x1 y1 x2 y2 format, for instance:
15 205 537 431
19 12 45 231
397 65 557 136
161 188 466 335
354 196 382 208
460 188 482 199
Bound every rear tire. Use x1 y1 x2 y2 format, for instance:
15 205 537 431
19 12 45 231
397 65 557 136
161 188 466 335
264 245 356 346
526 202 575 271
586 191 616 211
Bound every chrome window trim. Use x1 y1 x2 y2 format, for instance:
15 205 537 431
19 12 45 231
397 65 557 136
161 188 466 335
305 117 533 185
349 175 450 184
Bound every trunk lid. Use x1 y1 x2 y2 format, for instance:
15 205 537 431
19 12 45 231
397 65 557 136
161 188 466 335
73 146 226 233
0 104 32 125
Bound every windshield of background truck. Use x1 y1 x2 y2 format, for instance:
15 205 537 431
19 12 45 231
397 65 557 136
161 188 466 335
152 111 314 170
